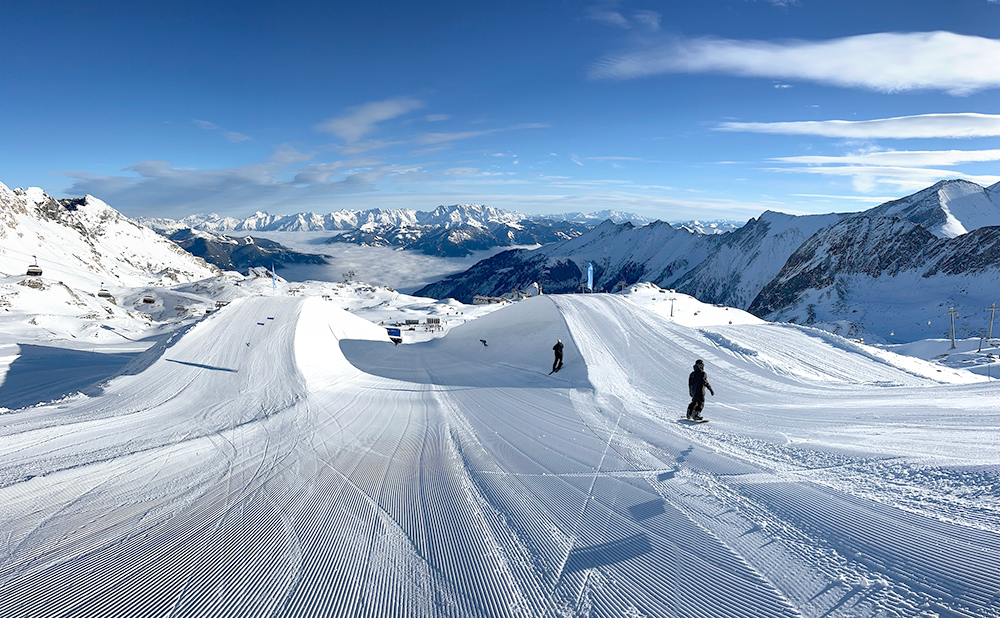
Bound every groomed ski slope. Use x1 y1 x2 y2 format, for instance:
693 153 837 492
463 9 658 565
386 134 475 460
2 294 999 618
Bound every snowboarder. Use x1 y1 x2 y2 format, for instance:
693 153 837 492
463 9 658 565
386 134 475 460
480 339 488 347
686 359 714 420
551 339 564 374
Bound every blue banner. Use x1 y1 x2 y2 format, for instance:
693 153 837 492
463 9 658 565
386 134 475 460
587 262 593 291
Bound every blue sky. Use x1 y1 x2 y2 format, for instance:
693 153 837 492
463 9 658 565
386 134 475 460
3 1 1000 221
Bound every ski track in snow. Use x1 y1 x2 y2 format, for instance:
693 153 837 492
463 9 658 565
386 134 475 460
1 295 999 617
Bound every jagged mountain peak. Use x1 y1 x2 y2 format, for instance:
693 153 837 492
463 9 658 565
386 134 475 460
861 178 1000 238
0 182 219 290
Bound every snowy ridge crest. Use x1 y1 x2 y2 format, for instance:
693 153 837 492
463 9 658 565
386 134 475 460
0 181 219 289
417 179 1000 342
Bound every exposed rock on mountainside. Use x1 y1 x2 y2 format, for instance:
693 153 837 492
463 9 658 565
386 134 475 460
863 179 1000 238
749 216 1000 341
417 211 838 306
417 179 1000 342
0 181 219 289
324 217 590 257
143 204 598 256
167 229 330 271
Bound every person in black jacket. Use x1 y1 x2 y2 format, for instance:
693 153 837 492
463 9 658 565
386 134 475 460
551 339 564 374
687 359 714 420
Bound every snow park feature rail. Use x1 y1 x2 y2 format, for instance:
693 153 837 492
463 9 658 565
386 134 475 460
1 295 999 617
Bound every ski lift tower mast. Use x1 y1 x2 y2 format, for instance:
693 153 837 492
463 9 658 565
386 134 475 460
947 307 959 349
986 303 999 340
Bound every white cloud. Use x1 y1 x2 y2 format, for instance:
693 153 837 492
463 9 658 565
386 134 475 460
773 83 792 89
586 6 629 28
767 164 1000 193
717 113 1000 138
415 129 497 146
772 149 1000 167
193 120 251 143
315 97 425 143
56 147 418 217
590 32 1000 95
413 123 548 146
792 193 898 204
586 4 660 31
335 139 406 155
424 114 451 122
632 10 661 31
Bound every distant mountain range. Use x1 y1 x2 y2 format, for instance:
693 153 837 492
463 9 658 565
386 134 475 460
416 179 1000 343
13 174 998 344
140 205 664 257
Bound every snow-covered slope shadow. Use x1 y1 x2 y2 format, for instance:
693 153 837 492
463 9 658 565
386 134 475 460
0 344 141 410
339 295 590 388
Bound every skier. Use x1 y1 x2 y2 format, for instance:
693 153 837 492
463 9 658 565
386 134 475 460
480 339 488 347
551 339 564 374
686 359 714 420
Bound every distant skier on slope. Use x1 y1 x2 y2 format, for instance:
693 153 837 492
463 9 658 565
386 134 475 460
550 339 564 374
687 359 714 421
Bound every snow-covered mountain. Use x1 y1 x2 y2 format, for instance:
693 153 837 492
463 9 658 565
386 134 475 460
0 181 219 291
415 212 832 307
167 228 331 272
417 179 1000 342
863 178 1000 238
672 211 844 310
140 208 422 234
416 219 711 299
531 209 657 226
143 204 530 234
323 216 591 257
140 204 650 257
671 219 744 235
749 215 1000 341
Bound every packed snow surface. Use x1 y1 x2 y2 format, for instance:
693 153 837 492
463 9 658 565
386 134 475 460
1 293 999 617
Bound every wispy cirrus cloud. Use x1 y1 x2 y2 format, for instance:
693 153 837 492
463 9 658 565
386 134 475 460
772 149 1000 167
762 144 1000 193
767 164 1000 193
193 120 251 143
58 146 413 216
755 0 799 7
330 122 548 154
586 4 661 31
413 123 549 146
591 32 1000 95
632 10 661 31
586 5 629 29
315 97 425 143
717 113 1000 139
